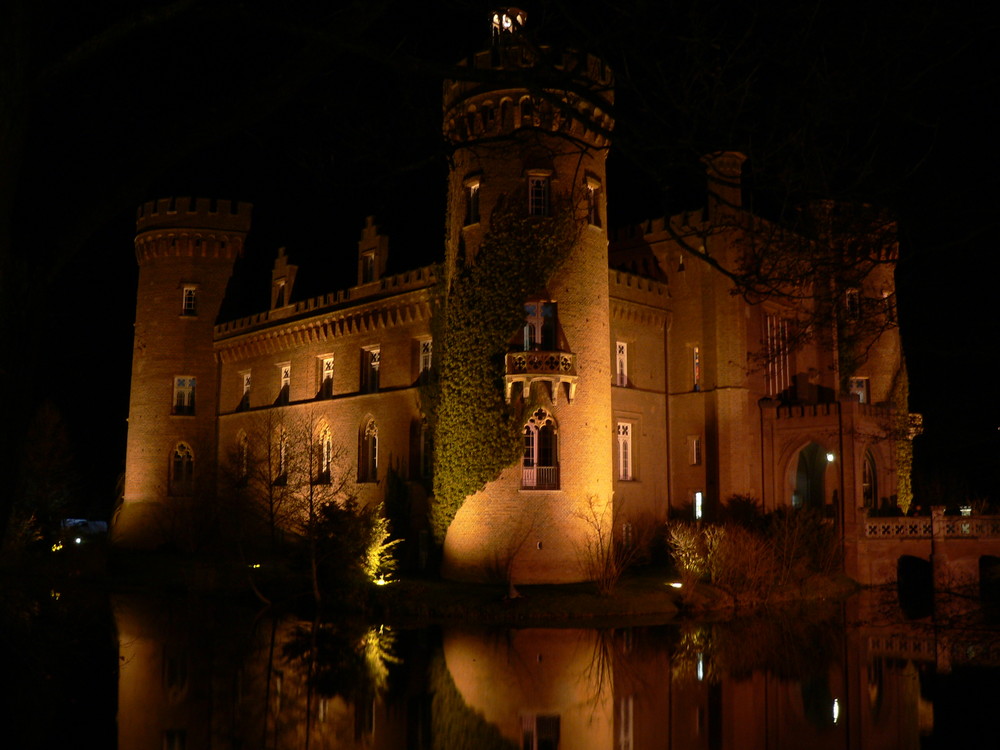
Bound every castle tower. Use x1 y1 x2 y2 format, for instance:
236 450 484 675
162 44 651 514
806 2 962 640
114 198 251 548
439 9 615 583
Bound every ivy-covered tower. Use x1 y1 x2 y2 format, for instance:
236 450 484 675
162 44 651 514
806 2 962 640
114 198 251 548
438 9 615 583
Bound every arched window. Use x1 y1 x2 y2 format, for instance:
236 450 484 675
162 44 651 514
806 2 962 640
522 408 558 489
171 442 194 496
274 427 287 486
862 451 878 510
359 419 378 482
317 425 333 484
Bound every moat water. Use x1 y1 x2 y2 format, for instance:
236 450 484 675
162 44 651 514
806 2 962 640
3 581 998 749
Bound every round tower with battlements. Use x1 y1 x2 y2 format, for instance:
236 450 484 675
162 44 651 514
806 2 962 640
114 197 251 548
440 9 615 583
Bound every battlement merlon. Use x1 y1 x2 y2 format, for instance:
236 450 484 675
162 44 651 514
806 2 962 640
136 197 253 235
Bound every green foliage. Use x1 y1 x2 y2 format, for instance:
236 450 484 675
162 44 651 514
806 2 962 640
667 497 841 603
315 500 399 587
889 363 914 514
427 196 578 541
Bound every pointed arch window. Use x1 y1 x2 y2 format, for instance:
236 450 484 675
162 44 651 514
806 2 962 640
359 419 378 483
274 427 288 486
171 442 194 496
317 425 333 484
617 422 633 481
862 451 878 510
237 432 249 484
522 408 558 489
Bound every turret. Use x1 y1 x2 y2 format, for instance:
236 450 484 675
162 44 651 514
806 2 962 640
114 197 251 548
439 10 616 583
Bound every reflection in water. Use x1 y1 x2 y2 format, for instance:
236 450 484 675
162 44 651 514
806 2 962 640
106 591 1000 749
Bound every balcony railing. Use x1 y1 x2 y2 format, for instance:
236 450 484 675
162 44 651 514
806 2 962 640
505 351 578 404
522 465 559 490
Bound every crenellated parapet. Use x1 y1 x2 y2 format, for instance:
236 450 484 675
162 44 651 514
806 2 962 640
135 197 252 264
442 12 613 148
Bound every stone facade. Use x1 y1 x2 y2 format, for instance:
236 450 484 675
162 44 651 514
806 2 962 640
114 10 909 585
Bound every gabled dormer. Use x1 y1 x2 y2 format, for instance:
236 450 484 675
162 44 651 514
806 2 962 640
357 216 389 288
270 247 297 312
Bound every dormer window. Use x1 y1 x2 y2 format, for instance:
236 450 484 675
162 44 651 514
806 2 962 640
585 177 602 227
361 252 375 284
527 172 550 217
523 301 557 351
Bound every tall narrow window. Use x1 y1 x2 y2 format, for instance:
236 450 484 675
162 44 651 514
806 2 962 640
464 179 481 225
523 302 557 351
687 435 702 466
362 347 380 393
522 408 558 489
361 252 375 284
277 363 290 405
615 341 628 387
319 356 334 398
239 370 251 410
586 179 602 227
171 443 194 496
849 376 870 404
617 422 633 481
862 451 878 509
844 288 860 321
317 426 333 484
359 419 378 482
173 376 195 415
419 339 433 374
527 173 550 217
181 286 197 316
274 427 287 485
419 419 433 478
692 346 701 392
764 314 791 397
237 432 249 484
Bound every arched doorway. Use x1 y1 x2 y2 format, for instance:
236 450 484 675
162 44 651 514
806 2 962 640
792 442 826 510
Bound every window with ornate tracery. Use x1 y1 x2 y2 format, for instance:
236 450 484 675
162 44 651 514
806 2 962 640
171 442 194 495
319 356 334 398
617 422 633 481
173 376 196 415
362 347 380 393
522 408 558 489
523 302 557 351
615 341 628 386
316 426 333 484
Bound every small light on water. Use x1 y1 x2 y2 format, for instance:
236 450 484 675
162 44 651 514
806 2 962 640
826 452 835 463
75 537 82 544
832 698 840 724
697 654 705 681
668 582 683 588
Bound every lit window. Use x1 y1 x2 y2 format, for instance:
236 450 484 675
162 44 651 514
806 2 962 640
359 419 378 482
764 314 791 397
586 179 602 227
419 339 433 374
171 443 194 496
694 491 704 520
527 173 550 217
617 422 633 481
317 426 333 484
849 376 870 404
173 376 195 415
464 179 481 225
522 408 558 489
276 363 290 405
692 346 701 392
615 341 628 386
181 286 197 316
239 370 251 410
862 451 878 510
319 356 334 398
687 435 702 466
362 347 380 393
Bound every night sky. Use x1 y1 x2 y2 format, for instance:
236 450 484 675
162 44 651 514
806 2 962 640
9 0 996 516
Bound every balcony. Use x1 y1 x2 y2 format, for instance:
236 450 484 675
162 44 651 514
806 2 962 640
522 465 560 490
504 351 578 404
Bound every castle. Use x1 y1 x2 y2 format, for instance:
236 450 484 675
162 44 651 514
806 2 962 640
114 9 909 584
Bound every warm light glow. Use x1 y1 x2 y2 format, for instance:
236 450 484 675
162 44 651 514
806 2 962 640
694 491 703 519
826 452 835 463
668 582 683 588
697 653 705 681
832 698 840 723
50 589 61 600
249 563 261 569
374 577 390 586
51 541 63 552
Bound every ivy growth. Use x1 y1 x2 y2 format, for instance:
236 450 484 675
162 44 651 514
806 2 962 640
425 194 578 542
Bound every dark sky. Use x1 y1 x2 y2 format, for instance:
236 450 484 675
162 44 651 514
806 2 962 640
13 0 997 512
